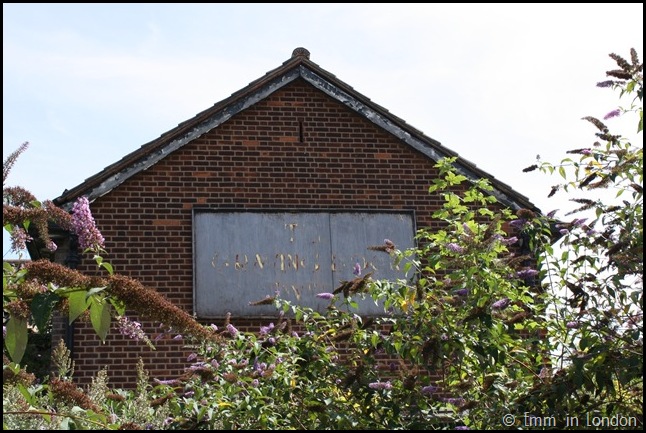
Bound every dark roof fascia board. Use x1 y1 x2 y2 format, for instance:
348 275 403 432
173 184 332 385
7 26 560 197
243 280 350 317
54 57 307 208
298 65 535 212
54 68 302 210
54 56 537 213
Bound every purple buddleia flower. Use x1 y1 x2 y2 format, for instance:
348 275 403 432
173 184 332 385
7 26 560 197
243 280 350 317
491 298 511 310
187 362 208 371
46 240 58 252
455 288 469 297
259 323 274 336
538 367 551 380
353 262 362 276
603 109 621 120
368 381 393 390
547 209 559 218
187 353 198 362
421 385 438 395
154 378 182 386
254 361 268 372
581 149 592 155
572 218 588 227
455 426 470 430
70 196 105 250
10 227 32 252
446 242 465 254
509 219 528 229
566 321 579 329
226 323 239 337
517 269 539 279
559 228 570 235
117 316 145 341
596 80 614 88
316 292 334 300
501 236 518 246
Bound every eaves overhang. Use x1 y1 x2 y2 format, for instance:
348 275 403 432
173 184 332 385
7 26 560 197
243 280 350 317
53 49 538 214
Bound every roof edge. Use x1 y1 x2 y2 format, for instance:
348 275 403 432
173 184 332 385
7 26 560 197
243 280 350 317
53 48 539 214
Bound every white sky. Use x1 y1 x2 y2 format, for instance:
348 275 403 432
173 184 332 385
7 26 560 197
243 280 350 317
3 3 643 259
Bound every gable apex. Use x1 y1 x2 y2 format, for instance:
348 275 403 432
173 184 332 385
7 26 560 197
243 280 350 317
53 48 538 213
291 47 311 59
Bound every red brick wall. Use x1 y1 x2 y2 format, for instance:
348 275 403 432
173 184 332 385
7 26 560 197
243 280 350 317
67 79 493 387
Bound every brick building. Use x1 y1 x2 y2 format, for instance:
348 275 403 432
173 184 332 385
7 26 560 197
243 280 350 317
39 47 541 388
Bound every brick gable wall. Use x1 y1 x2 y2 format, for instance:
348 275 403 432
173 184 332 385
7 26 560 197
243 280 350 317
63 79 500 387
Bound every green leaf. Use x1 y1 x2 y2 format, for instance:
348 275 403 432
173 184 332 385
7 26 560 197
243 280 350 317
109 298 127 316
100 261 114 275
3 260 15 273
68 290 90 324
16 381 35 404
5 315 28 363
638 109 643 133
60 417 73 429
446 171 467 186
371 332 380 348
90 299 111 342
31 292 61 333
86 286 107 297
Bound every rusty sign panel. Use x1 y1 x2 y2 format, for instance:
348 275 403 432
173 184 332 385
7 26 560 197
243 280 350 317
193 210 415 318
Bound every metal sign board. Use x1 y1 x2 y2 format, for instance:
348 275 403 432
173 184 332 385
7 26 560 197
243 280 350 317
193 210 415 317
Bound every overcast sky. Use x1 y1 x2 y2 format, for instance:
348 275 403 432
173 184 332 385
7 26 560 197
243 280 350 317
3 3 643 259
